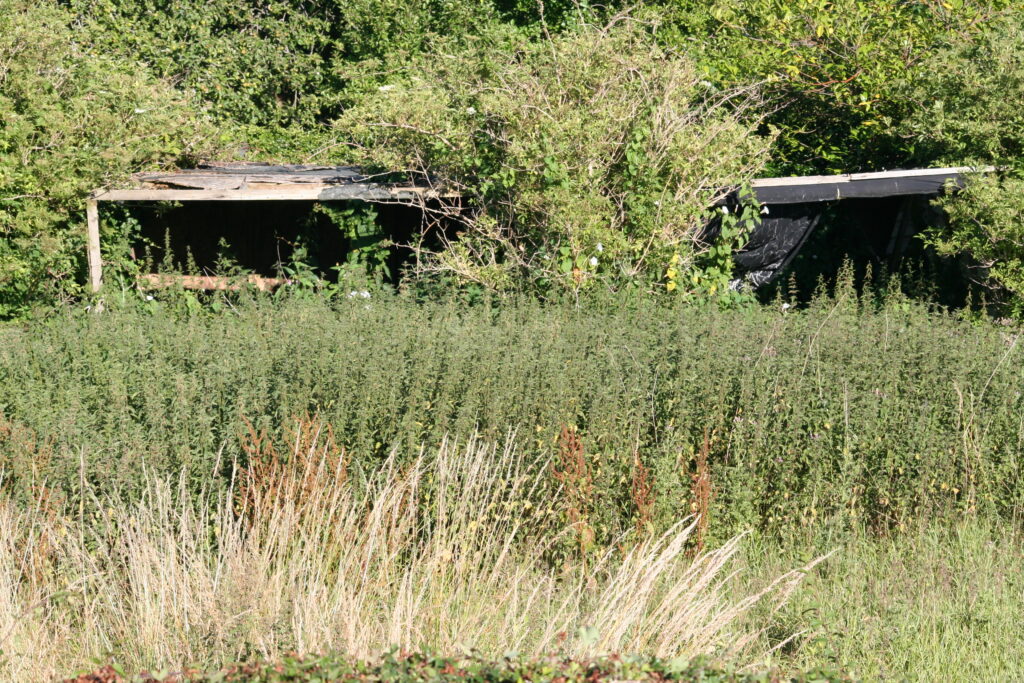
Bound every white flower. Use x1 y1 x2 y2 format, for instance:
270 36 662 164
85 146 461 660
761 205 770 215
589 256 599 267
596 242 603 253
378 84 395 92
348 290 358 298
145 295 154 301
721 205 730 215
781 303 791 311
466 106 477 115
654 200 661 207
360 290 371 298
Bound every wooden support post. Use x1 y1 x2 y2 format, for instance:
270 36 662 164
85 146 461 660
86 198 102 293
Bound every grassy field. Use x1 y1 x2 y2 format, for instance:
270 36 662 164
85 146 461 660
1 290 1023 679
743 522 1024 679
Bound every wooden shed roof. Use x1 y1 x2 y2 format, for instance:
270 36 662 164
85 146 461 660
93 162 454 202
94 162 990 205
748 166 990 205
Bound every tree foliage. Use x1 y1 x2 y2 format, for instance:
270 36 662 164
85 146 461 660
665 0 1018 174
64 0 500 137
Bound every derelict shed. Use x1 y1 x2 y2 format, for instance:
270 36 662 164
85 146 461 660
86 162 988 298
85 162 458 292
728 166 989 289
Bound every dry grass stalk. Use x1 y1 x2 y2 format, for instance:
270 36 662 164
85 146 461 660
237 414 350 523
0 432 817 680
690 431 714 555
630 450 655 536
553 425 595 552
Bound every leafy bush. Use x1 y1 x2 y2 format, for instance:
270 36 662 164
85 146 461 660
902 13 1024 165
0 0 218 317
336 15 770 294
900 15 1024 316
67 0 501 135
928 173 1024 317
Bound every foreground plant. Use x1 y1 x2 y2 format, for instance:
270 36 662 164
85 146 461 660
63 651 850 683
0 430 820 680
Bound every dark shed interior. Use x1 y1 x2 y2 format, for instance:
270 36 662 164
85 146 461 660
724 167 982 305
128 200 426 282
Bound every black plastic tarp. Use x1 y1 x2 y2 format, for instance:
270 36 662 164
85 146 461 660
733 204 824 287
721 167 979 287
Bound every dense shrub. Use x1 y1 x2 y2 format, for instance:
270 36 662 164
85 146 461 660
0 0 219 318
336 16 770 294
900 15 1024 316
2 289 1022 541
66 0 502 135
666 0 1017 174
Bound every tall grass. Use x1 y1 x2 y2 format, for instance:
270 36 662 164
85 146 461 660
2 288 1022 541
0 431 818 680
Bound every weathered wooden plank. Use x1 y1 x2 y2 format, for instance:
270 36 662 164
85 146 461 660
137 174 362 190
751 166 987 189
847 166 993 181
139 273 285 291
86 198 102 293
94 185 456 202
747 166 993 205
142 177 248 191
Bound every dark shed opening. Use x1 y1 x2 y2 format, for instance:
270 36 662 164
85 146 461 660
725 167 986 305
86 162 459 292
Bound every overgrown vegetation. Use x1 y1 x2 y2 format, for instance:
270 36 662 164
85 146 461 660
2 288 1021 541
752 521 1024 678
4 0 1024 312
0 0 218 318
3 293 1024 678
335 17 769 294
912 14 1024 314
5 1 1024 680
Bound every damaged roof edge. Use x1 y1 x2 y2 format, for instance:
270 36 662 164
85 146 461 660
93 163 993 205
93 185 451 202
747 166 995 205
92 162 459 202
